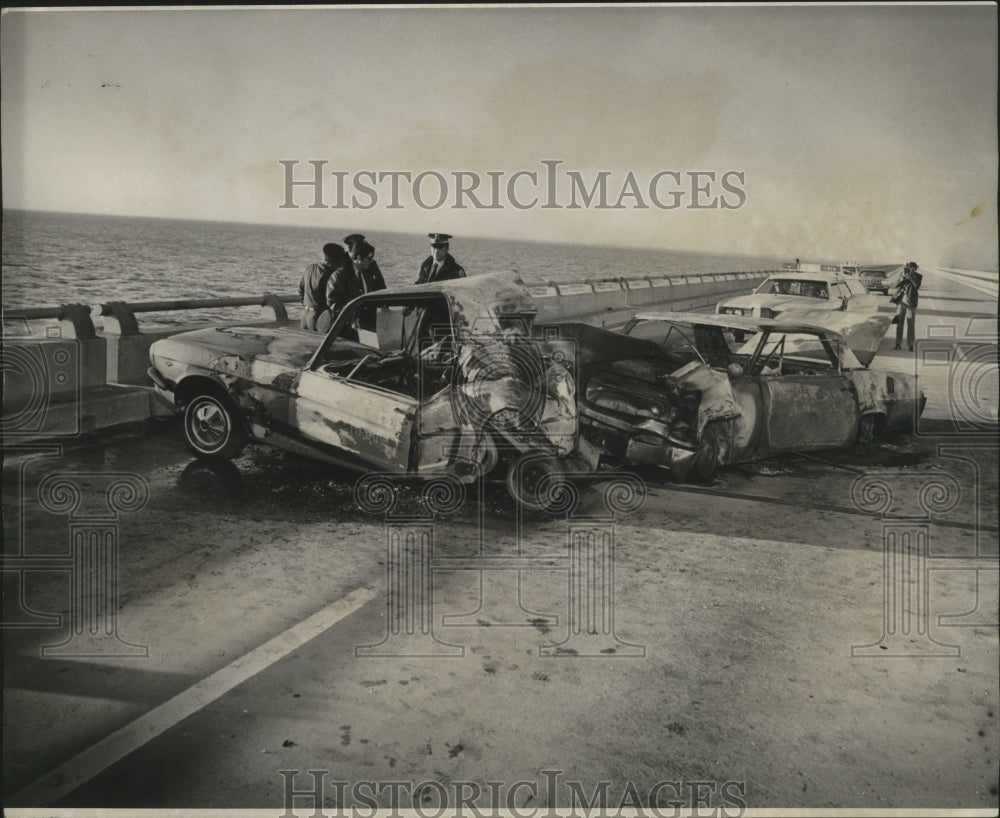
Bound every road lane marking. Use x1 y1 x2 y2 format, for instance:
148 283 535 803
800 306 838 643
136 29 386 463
9 585 377 807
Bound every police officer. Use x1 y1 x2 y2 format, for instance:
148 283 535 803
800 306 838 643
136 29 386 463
416 233 466 284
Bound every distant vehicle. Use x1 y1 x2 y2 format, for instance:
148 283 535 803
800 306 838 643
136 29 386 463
716 271 879 342
859 268 891 294
148 271 596 509
717 271 877 319
561 313 925 482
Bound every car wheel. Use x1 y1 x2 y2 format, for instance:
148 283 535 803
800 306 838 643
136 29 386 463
856 414 877 446
183 392 249 460
506 453 573 512
687 422 727 483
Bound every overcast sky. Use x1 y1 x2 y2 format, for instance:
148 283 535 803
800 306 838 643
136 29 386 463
2 4 996 267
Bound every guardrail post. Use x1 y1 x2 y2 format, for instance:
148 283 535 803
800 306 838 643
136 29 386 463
101 302 145 385
261 293 288 321
57 304 96 340
101 302 140 336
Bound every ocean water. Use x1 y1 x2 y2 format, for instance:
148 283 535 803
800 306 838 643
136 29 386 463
2 210 787 327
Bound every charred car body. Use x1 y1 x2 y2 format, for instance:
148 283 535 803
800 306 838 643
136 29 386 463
148 271 596 507
562 312 925 482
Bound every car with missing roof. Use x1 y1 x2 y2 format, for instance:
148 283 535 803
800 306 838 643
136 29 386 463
559 312 925 482
147 271 596 508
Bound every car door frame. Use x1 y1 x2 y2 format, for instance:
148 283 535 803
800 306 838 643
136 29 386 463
294 292 459 473
742 329 860 455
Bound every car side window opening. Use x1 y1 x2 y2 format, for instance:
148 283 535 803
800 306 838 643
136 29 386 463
754 332 840 376
796 282 826 299
690 325 733 368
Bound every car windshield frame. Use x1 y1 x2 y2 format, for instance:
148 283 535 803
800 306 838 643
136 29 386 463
306 292 457 371
621 317 708 366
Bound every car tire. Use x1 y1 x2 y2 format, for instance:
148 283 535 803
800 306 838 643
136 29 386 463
183 392 249 460
856 414 878 446
506 453 571 512
686 422 727 483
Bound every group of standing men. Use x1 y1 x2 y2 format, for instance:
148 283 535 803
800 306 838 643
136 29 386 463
298 232 466 332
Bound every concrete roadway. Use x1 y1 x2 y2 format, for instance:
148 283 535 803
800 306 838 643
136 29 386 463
2 268 998 814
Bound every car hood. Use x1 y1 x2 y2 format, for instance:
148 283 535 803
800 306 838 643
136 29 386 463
150 324 319 371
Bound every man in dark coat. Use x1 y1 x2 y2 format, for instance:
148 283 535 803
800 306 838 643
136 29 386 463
323 252 364 338
350 239 387 295
892 261 922 351
416 233 466 284
348 239 386 332
298 243 346 331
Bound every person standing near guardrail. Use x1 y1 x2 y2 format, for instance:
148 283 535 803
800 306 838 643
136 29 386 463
322 243 370 340
348 238 386 332
299 243 347 331
349 239 387 295
416 233 466 284
891 261 922 351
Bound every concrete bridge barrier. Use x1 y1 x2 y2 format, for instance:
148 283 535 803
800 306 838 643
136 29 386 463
2 295 295 440
533 270 771 326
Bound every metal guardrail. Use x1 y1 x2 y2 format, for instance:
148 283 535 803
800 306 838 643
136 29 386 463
2 272 780 338
3 294 298 320
3 293 296 338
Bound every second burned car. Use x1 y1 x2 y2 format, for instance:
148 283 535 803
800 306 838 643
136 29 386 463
559 312 926 482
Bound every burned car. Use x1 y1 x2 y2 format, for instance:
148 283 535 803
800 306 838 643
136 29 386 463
561 312 925 482
148 271 595 507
